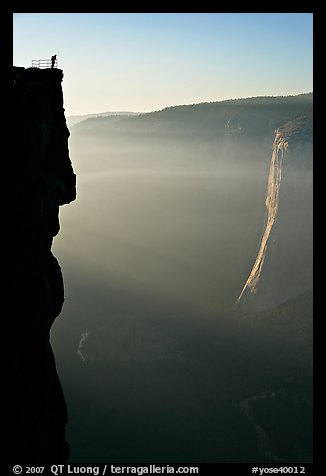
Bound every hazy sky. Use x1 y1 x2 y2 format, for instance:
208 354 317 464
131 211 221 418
13 13 313 116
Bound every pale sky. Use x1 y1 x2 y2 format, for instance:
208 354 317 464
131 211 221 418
13 13 313 116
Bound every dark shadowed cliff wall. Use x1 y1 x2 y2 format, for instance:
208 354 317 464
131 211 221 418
13 66 76 462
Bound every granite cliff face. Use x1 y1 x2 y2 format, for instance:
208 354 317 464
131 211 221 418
236 112 313 311
13 66 76 462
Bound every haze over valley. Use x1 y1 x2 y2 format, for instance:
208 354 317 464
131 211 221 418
51 94 313 463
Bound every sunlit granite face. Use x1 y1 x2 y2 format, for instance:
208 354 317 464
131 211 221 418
236 112 313 311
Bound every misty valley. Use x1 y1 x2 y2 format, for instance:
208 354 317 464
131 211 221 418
51 95 312 463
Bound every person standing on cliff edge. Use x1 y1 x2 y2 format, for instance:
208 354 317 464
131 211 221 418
51 54 57 68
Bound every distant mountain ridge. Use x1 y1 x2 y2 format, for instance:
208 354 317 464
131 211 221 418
68 93 312 128
70 93 312 145
67 111 142 128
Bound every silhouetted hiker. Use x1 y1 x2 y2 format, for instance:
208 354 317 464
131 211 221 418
51 54 57 68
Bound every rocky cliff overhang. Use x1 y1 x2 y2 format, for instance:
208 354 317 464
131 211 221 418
12 66 76 462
